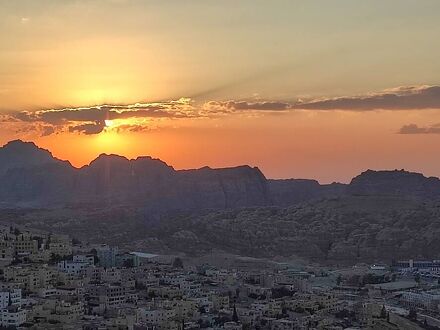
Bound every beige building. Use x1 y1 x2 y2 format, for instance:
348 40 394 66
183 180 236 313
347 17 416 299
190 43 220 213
13 235 39 255
88 284 128 309
136 307 179 329
30 299 84 324
3 265 57 292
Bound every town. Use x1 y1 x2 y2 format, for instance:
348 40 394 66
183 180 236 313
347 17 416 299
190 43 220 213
0 225 437 329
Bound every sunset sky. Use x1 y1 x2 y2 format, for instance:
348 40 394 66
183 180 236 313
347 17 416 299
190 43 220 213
1 0 440 183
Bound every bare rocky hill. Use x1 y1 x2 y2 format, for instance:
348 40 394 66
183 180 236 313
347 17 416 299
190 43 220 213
2 140 440 265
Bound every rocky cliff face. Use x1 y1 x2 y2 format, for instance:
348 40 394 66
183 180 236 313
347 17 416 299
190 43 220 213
0 140 65 176
348 169 440 199
141 194 440 264
3 140 440 264
0 140 271 211
2 140 440 213
268 179 347 206
6 194 440 265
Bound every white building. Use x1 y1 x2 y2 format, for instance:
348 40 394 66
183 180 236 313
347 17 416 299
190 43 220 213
0 306 26 327
136 307 176 325
0 289 21 309
57 260 89 275
400 292 440 312
73 254 95 266
97 245 118 268
224 322 243 330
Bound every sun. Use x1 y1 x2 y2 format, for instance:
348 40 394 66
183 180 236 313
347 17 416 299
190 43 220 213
104 119 114 127
94 131 126 151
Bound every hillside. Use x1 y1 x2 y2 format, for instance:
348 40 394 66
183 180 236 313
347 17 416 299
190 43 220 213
2 140 440 265
2 140 440 213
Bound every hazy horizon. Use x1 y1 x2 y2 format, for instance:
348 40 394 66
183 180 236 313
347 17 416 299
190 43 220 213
2 138 437 185
2 0 440 183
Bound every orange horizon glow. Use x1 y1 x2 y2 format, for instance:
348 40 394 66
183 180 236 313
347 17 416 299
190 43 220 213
0 108 434 184
2 1 440 183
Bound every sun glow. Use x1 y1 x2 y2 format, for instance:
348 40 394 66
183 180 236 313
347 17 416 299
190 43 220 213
104 119 114 127
94 130 127 152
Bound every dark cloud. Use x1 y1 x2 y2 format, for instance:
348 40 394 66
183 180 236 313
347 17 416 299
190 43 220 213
4 85 440 137
38 107 105 124
69 121 106 135
14 98 196 125
295 86 440 110
229 101 291 111
204 100 292 112
41 125 55 137
399 123 440 134
115 124 156 133
7 98 197 136
111 108 191 119
204 85 440 112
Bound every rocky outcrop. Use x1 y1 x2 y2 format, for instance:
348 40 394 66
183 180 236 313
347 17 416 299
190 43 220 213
3 140 440 264
348 169 440 199
0 140 270 212
149 195 440 264
268 179 346 206
2 140 440 213
0 140 66 176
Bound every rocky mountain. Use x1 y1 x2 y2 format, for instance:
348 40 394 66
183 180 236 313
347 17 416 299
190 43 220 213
268 179 347 206
0 140 270 211
151 194 440 264
0 140 65 176
1 140 440 213
348 169 440 199
7 194 440 265
3 140 440 264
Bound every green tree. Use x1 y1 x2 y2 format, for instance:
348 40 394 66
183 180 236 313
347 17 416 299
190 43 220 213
232 305 239 323
415 273 421 283
408 309 417 321
336 275 342 286
172 257 184 269
123 259 134 268
72 237 81 246
49 253 63 265
45 234 52 249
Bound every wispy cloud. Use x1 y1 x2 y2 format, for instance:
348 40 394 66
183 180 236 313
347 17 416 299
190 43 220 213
3 85 440 136
399 123 440 135
69 121 106 135
204 85 440 112
15 98 197 123
4 98 199 136
203 100 292 112
294 85 440 110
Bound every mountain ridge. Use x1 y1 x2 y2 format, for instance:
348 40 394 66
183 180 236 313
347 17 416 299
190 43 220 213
0 140 271 211
3 140 440 264
1 140 439 212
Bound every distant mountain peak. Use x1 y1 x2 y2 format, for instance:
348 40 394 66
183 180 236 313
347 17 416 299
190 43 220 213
2 139 58 160
4 139 39 150
92 153 129 162
0 139 63 175
352 168 433 182
2 139 440 210
86 153 174 173
349 168 440 198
